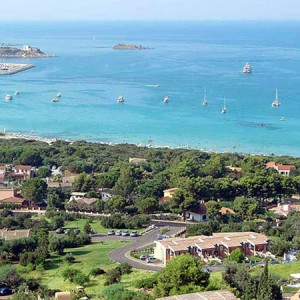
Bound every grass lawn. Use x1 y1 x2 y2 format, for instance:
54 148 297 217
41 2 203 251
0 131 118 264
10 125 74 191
22 241 154 299
207 272 228 290
251 261 300 280
65 218 144 234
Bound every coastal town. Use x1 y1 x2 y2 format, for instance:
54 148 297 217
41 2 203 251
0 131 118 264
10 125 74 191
0 137 300 299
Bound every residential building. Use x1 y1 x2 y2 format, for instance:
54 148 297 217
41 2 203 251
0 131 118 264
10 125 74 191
99 188 113 201
186 203 208 222
0 229 30 241
154 232 269 266
0 189 28 206
69 192 87 202
161 188 179 201
266 161 296 176
157 290 240 300
269 202 300 217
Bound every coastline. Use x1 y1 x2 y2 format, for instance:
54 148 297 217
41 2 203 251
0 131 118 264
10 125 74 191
0 131 294 158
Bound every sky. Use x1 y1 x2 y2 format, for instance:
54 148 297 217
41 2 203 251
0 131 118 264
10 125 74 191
1 0 300 21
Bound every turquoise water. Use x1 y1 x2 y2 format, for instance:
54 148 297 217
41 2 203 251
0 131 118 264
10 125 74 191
1 21 300 156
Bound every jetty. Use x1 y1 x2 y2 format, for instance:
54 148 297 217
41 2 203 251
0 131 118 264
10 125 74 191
0 63 35 75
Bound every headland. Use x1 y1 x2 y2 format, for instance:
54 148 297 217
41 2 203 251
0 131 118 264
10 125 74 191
0 44 55 58
0 63 35 75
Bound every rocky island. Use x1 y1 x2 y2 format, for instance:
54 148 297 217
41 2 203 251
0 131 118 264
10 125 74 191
0 44 55 58
113 43 151 50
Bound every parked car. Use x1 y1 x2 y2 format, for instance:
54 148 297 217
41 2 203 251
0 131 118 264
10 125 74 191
122 230 130 236
146 257 158 263
107 230 115 235
0 288 13 296
115 231 121 236
64 228 70 235
140 255 148 261
130 231 138 237
55 228 64 234
0 282 6 289
157 235 170 241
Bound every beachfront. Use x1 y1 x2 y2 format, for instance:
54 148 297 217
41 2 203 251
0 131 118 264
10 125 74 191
0 63 35 75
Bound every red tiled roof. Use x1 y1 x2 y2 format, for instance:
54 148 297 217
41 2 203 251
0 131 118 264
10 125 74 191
220 207 235 215
266 161 277 168
0 196 26 204
277 164 296 171
161 196 171 201
14 165 31 170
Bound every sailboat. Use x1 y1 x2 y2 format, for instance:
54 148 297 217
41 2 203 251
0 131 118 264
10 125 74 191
4 94 13 101
272 88 281 107
163 96 169 103
221 98 227 114
117 96 125 103
15 86 19 96
202 89 208 106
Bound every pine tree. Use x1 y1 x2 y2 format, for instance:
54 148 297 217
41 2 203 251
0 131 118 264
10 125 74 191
257 261 272 300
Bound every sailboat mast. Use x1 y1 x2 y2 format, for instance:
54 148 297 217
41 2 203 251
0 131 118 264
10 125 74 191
275 88 278 102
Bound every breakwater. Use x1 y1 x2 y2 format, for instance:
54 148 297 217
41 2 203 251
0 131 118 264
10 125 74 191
0 63 35 75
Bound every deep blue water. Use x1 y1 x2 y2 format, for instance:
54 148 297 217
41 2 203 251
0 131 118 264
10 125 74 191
0 21 300 156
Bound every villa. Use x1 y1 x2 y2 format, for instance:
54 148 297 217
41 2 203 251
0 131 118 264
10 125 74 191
0 229 30 241
0 189 28 206
161 188 179 202
154 232 269 266
266 161 296 176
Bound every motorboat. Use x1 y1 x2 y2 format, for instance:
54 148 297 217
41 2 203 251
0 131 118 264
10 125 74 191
242 63 252 74
163 96 169 103
117 96 125 103
4 94 13 101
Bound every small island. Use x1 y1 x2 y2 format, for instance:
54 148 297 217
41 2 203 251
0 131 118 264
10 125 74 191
0 44 55 58
113 43 151 50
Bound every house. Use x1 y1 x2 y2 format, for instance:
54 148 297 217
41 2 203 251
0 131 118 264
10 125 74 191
226 166 242 173
161 188 179 202
269 203 300 217
186 203 208 222
266 161 296 176
99 188 113 202
154 232 269 266
55 292 71 300
0 229 30 241
69 192 87 202
157 290 240 300
13 165 35 178
0 189 28 206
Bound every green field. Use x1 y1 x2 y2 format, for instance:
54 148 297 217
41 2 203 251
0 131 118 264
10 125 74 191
22 241 154 299
65 218 144 234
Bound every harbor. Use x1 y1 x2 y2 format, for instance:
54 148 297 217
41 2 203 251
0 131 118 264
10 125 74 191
0 63 35 75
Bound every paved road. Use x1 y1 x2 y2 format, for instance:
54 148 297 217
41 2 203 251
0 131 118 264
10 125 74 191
93 227 173 271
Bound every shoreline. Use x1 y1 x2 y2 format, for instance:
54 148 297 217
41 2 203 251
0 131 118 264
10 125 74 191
0 131 296 159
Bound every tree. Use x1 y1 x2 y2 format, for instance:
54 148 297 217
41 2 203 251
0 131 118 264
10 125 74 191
113 165 136 197
206 200 221 219
104 268 121 285
106 195 128 213
138 179 164 199
84 221 92 234
229 248 245 263
233 197 258 220
257 261 272 300
154 254 209 297
37 166 51 178
136 197 158 214
0 265 23 289
49 236 67 255
21 178 47 204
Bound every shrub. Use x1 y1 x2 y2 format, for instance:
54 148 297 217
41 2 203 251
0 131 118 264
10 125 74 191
65 253 75 264
90 267 105 276
134 273 159 289
116 263 132 275
73 273 90 286
104 268 121 286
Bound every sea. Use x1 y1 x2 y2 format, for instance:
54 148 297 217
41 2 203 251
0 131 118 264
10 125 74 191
1 21 300 157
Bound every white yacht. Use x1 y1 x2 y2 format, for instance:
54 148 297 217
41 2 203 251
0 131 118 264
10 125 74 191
272 88 281 107
56 93 62 98
117 96 125 103
242 63 252 74
202 89 208 106
163 96 169 103
52 97 60 103
221 98 227 114
4 94 13 101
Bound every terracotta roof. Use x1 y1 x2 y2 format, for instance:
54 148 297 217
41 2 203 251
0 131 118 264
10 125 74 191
14 165 32 170
0 196 26 204
82 198 98 205
266 161 277 168
161 196 171 201
277 164 296 171
0 229 30 240
220 207 235 215
157 290 240 300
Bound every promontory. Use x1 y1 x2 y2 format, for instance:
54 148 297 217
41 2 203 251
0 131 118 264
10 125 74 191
0 44 55 58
